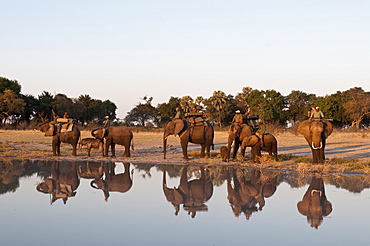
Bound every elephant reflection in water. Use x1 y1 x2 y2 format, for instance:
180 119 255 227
90 162 133 202
162 165 213 218
36 161 80 205
297 176 332 229
226 168 277 219
78 162 104 180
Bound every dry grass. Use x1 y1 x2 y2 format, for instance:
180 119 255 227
1 129 370 175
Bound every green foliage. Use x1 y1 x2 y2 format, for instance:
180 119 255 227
0 77 21 95
1 75 370 129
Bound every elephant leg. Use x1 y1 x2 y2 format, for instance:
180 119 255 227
205 144 211 158
111 143 116 157
123 143 131 157
232 141 240 160
87 145 92 157
72 144 77 156
104 141 110 157
200 144 206 158
181 139 189 160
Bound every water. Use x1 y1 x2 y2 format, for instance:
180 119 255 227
0 159 369 246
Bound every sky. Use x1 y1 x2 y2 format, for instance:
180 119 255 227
1 0 369 119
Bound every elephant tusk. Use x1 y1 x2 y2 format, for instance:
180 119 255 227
311 142 323 150
311 189 322 197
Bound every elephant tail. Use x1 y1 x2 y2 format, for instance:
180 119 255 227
131 138 134 151
212 143 214 150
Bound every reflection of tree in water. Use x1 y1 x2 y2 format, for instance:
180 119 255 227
133 163 156 178
326 175 370 193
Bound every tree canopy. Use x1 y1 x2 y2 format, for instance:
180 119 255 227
1 76 370 129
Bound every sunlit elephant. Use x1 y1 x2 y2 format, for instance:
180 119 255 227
91 126 134 157
227 123 253 161
298 120 333 163
226 168 259 218
38 122 80 156
90 162 133 201
162 165 213 217
297 176 332 229
36 161 80 204
240 134 262 163
163 119 214 160
78 162 104 179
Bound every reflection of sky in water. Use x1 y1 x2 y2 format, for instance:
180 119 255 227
0 163 369 246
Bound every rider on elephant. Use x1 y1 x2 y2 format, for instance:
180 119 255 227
309 107 324 120
232 110 243 124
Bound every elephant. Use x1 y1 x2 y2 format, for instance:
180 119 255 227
79 138 104 157
240 133 278 162
90 162 133 201
298 120 333 163
240 134 262 163
78 162 104 179
227 123 254 161
36 161 80 204
163 119 214 160
297 176 332 229
38 122 80 156
220 146 228 162
162 165 213 217
91 126 134 158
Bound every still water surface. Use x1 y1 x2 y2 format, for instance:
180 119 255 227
0 160 369 246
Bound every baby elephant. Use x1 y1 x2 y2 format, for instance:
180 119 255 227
220 146 228 162
79 138 104 157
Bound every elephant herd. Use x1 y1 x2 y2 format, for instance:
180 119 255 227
36 162 332 228
38 119 334 164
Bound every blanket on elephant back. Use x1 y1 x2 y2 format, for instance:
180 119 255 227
44 123 75 136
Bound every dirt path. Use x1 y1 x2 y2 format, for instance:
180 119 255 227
1 130 370 174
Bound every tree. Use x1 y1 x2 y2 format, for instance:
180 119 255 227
180 96 194 113
156 96 181 127
36 91 54 121
124 96 157 126
234 86 253 109
0 89 26 124
207 90 228 128
286 90 316 123
248 89 286 123
20 94 37 124
342 87 370 129
0 77 21 95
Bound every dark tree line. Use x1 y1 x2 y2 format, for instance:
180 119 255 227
1 76 370 129
0 77 116 127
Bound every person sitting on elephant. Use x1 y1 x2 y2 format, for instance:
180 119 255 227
309 107 324 120
173 107 181 120
232 110 243 124
103 116 110 128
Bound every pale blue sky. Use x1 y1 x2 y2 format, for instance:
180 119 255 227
1 0 369 118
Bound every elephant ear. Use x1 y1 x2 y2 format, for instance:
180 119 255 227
297 201 309 216
324 121 333 138
298 120 312 139
174 120 185 136
322 200 333 216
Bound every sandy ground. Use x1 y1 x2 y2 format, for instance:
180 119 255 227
1 129 370 174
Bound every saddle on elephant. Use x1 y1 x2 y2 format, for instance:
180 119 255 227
45 120 75 136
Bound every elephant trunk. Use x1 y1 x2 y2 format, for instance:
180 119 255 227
163 135 168 159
